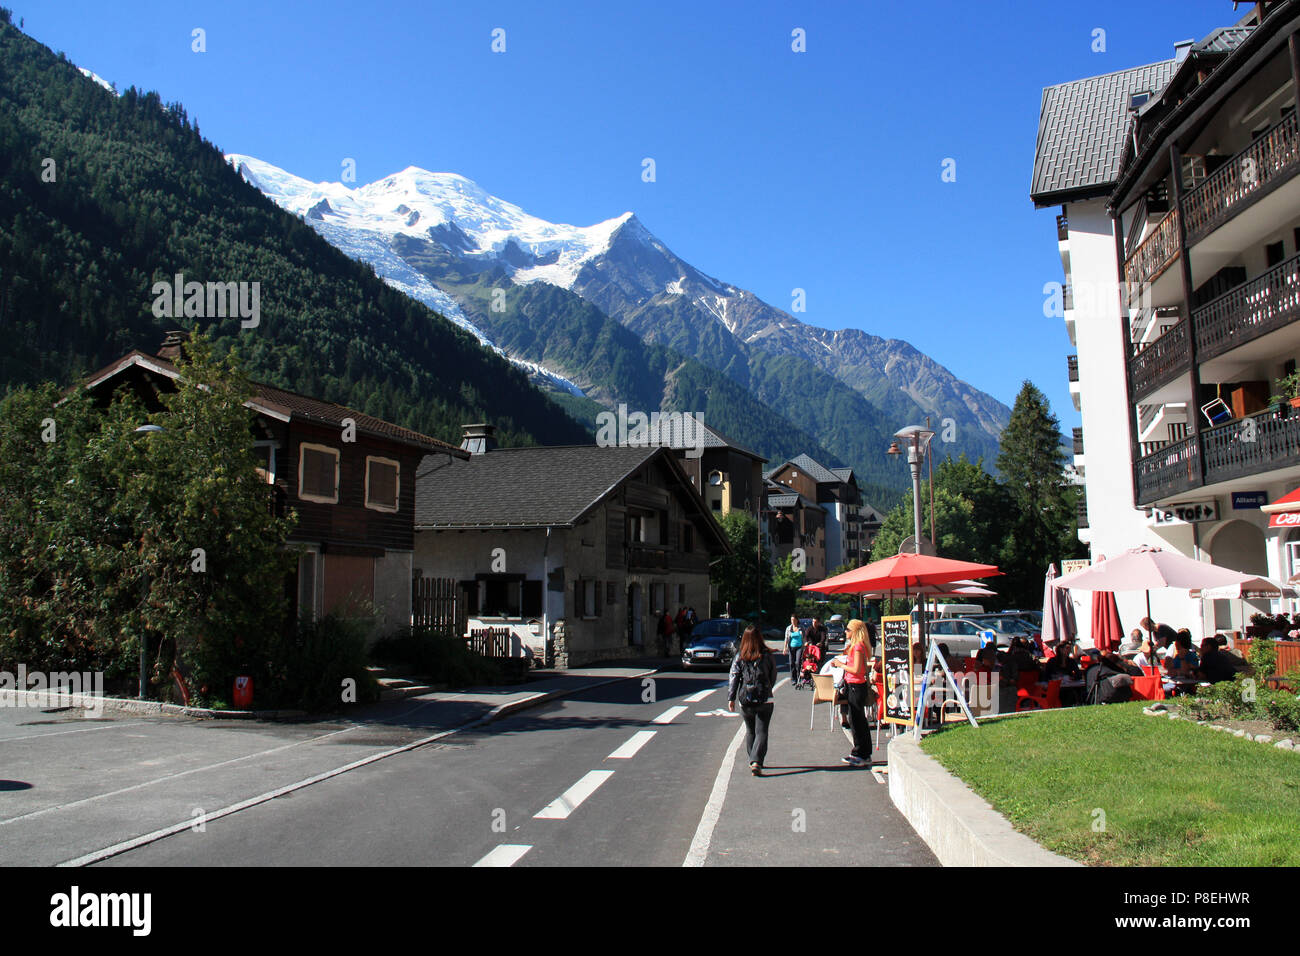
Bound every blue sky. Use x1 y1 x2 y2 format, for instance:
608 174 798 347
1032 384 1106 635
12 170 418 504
19 0 1242 427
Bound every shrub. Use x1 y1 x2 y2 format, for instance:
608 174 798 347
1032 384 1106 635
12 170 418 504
264 615 380 711
371 626 506 687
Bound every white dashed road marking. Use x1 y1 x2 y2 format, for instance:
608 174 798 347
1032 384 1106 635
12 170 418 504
473 844 532 867
534 770 615 820
606 730 656 759
683 685 723 703
652 706 687 724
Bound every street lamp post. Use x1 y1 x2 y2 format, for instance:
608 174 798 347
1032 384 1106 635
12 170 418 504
888 425 935 554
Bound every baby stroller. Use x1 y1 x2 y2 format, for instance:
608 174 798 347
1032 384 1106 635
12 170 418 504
798 642 824 689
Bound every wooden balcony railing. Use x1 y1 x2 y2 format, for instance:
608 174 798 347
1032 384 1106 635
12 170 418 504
1202 407 1300 486
1128 318 1190 400
1183 111 1300 246
1056 214 1069 242
1123 207 1180 297
1067 354 1079 382
1194 251 1300 361
1135 435 1201 505
1072 427 1084 456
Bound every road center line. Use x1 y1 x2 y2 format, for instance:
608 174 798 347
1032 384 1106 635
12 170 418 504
652 705 687 724
473 844 532 867
606 730 656 759
534 770 615 820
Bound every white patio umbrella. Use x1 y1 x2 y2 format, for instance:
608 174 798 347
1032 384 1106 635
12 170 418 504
1053 545 1263 635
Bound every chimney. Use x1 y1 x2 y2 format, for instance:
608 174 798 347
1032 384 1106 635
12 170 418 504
460 423 497 455
157 329 190 362
1174 39 1194 62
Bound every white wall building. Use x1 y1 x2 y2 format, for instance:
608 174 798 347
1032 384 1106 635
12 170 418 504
1032 4 1300 640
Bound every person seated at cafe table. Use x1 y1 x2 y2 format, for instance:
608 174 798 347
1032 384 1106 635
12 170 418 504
1197 637 1241 684
1163 633 1199 679
1042 642 1081 682
1130 640 1155 670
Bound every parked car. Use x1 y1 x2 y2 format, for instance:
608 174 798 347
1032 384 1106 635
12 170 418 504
825 615 846 648
966 613 1043 647
681 618 745 670
924 617 1025 659
1002 609 1044 629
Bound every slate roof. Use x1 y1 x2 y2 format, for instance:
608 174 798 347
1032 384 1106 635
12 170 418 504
789 454 842 485
830 467 854 483
79 350 462 455
414 444 725 534
1195 25 1254 53
1030 59 1179 206
624 414 766 462
1031 21 1256 208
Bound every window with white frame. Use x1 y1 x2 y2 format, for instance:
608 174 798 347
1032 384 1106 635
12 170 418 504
364 456 399 512
299 443 340 503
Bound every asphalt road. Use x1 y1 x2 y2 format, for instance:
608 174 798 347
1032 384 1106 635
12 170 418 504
1 653 935 867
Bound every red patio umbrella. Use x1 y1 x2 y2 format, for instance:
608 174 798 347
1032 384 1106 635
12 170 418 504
800 552 1001 595
1090 590 1123 653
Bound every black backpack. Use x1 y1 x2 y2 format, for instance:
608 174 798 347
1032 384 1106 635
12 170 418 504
738 656 771 707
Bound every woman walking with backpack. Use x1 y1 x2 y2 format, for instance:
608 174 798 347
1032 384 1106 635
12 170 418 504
728 624 778 776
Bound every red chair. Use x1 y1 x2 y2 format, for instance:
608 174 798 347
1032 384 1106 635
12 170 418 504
1130 675 1165 701
1016 678 1061 711
1015 671 1041 692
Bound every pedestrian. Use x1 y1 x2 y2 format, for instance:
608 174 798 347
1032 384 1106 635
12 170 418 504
728 624 778 776
806 615 826 656
783 615 805 686
830 618 873 767
658 610 676 657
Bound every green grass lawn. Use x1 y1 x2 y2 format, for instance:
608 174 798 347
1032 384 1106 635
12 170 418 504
920 703 1300 866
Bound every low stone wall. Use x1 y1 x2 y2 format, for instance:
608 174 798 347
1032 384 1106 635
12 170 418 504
887 734 1080 867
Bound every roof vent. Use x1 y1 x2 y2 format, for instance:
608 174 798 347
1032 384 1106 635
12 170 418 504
1174 39 1194 62
460 423 497 455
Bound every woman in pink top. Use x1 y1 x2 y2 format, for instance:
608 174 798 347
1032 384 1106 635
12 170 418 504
831 619 872 767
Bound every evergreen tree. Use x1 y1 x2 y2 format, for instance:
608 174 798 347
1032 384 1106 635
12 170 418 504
995 381 1083 605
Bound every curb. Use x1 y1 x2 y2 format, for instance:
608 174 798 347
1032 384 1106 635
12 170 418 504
887 734 1081 867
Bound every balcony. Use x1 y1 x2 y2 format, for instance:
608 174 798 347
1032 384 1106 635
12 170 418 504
1067 354 1079 382
1057 214 1069 242
1133 408 1300 505
1203 407 1300 486
1072 427 1084 456
1128 318 1191 401
1194 251 1300 362
1135 435 1202 505
1076 497 1089 529
1124 208 1180 299
1183 112 1300 247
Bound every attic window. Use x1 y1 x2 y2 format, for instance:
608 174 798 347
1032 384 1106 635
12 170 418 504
299 444 340 504
1129 91 1151 110
364 456 399 513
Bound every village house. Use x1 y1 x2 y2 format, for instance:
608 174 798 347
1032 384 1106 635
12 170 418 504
80 332 467 636
412 425 730 667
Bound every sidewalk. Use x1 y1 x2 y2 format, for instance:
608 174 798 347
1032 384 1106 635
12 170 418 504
698 677 939 866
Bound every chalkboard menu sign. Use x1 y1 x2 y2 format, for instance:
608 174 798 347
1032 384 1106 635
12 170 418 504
881 615 914 726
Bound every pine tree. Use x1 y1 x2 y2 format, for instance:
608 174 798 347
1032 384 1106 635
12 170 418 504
995 381 1082 605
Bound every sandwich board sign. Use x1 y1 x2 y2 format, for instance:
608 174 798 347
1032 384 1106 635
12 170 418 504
880 615 914 727
913 641 979 740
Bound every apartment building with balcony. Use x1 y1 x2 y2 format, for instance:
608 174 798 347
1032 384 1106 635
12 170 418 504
1033 2 1300 636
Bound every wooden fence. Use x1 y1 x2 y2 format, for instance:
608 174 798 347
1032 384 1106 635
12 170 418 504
468 626 514 659
412 575 466 636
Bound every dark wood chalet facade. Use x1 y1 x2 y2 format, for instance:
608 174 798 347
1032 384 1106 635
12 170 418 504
80 335 467 636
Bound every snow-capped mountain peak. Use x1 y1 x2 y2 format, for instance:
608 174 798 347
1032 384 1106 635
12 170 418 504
226 154 630 289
